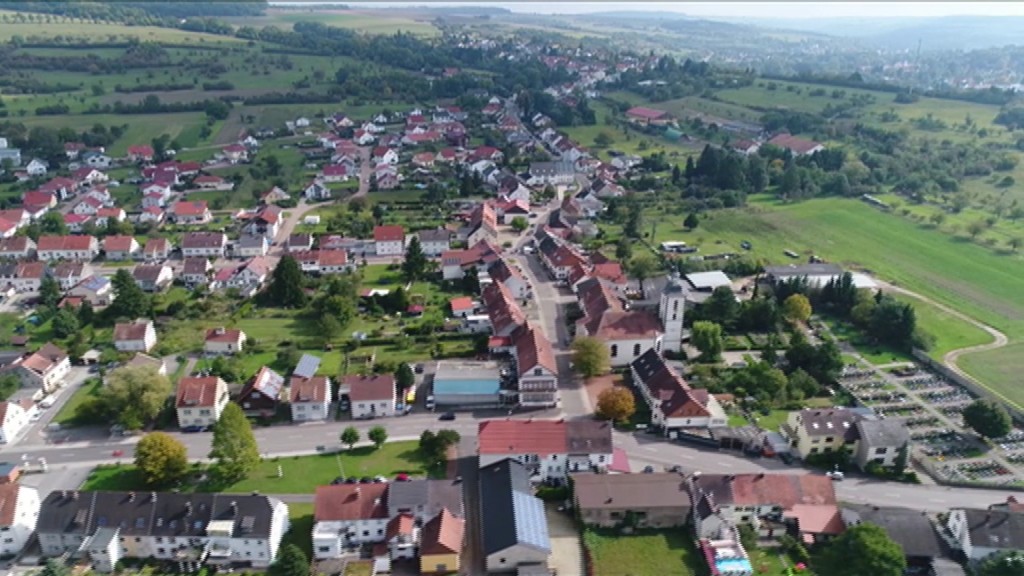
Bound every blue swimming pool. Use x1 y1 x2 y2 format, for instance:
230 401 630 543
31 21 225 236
716 557 753 573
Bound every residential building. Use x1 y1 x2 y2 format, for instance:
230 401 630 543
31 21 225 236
487 259 531 300
625 106 670 126
0 483 39 557
175 376 230 429
631 349 727 432
204 328 247 355
536 236 586 281
142 238 171 261
947 508 1024 563
312 483 390 557
36 235 99 261
782 409 861 459
386 479 464 523
0 261 45 293
572 473 692 529
842 505 952 575
0 400 33 444
512 325 558 408
440 240 500 281
102 235 141 261
463 203 498 248
53 262 93 291
36 491 289 572
26 159 48 177
290 376 332 422
126 144 154 162
374 225 406 257
371 147 399 165
113 320 157 353
419 509 465 575
481 281 527 338
125 353 166 376
181 232 227 258
417 228 451 257
303 180 331 201
527 160 574 187
767 133 824 156
94 207 126 228
344 374 397 419
0 237 36 260
6 343 70 393
235 235 269 259
242 206 282 239
237 366 286 418
66 274 113 307
287 234 313 252
477 419 613 481
181 258 213 285
853 419 911 471
171 201 212 225
132 263 170 294
479 459 551 573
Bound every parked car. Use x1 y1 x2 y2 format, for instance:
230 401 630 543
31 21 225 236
439 411 456 421
414 363 425 374
181 425 205 433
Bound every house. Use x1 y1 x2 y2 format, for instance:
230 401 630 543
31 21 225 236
315 250 353 274
449 296 475 318
842 505 951 574
487 259 531 300
0 217 17 239
479 459 551 573
0 237 36 260
125 353 167 376
127 144 155 162
142 238 171 261
320 164 351 183
0 400 33 444
374 225 406 257
204 328 247 355
23 191 57 212
371 147 399 165
181 257 213 286
0 483 39 557
193 175 230 190
462 203 498 248
218 257 270 297
26 158 48 177
572 473 692 528
237 366 286 418
83 151 112 168
853 419 910 471
781 408 861 459
481 281 527 338
767 133 824 156
222 144 248 164
181 232 227 258
353 129 376 146
6 343 70 393
290 376 332 422
53 261 93 291
36 235 98 261
419 509 465 575
303 180 331 201
93 207 126 228
0 261 45 293
0 146 21 167
66 274 113 306
625 106 670 126
260 186 291 205
36 491 289 572
412 152 435 168
477 419 613 481
416 228 451 257
132 264 173 293
102 235 141 261
536 236 586 282
73 167 107 185
113 320 157 353
62 214 91 233
235 235 269 259
176 376 230 429
440 240 501 281
574 278 663 367
948 507 1024 566
312 483 390 557
690 473 844 544
631 349 727 431
512 325 558 408
171 201 212 225
343 374 396 419
287 234 314 253
527 160 574 187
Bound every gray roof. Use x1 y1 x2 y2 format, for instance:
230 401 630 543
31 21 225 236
565 421 613 454
841 505 945 558
763 263 843 279
86 526 119 551
237 235 266 248
479 459 550 556
856 419 910 448
417 228 452 243
386 479 464 518
37 491 280 539
292 353 321 379
957 508 1024 550
663 273 686 295
435 361 501 383
686 271 731 291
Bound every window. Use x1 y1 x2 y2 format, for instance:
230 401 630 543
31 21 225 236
610 344 618 357
499 558 507 564
633 343 641 356
435 565 447 573
672 313 677 321
875 447 887 455
363 530 369 537
673 300 679 311
317 546 330 553
534 368 543 376
610 512 621 519
825 437 834 443
157 548 165 555
809 448 818 454
377 529 383 535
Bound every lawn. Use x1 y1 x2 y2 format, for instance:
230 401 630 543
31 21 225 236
0 13 243 43
283 503 315 559
81 465 151 492
258 9 440 37
53 378 103 426
890 293 992 357
746 409 790 432
21 112 213 157
958 342 1024 412
583 528 699 576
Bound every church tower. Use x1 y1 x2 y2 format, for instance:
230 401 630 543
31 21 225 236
659 273 687 352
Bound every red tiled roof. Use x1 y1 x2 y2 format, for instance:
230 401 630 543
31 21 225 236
592 262 627 285
322 164 350 177
513 324 556 375
449 296 474 312
592 310 662 340
626 106 668 120
205 328 245 343
314 484 389 521
290 375 330 403
113 321 151 342
0 237 31 252
102 235 136 252
729 473 837 508
181 232 225 249
373 225 405 243
172 201 209 217
22 191 54 207
318 250 348 266
768 133 823 155
128 145 154 157
343 374 395 402
176 377 223 408
37 235 95 251
386 513 415 540
478 420 569 456
784 504 845 535
144 238 170 254
481 281 525 335
420 508 464 555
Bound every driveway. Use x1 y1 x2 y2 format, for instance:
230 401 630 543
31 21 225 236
545 504 583 576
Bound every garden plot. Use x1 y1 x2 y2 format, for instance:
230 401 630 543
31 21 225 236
914 429 980 460
900 375 949 391
919 388 975 405
943 460 1015 482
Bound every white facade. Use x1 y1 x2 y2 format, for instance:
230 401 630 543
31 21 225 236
946 509 1021 562
607 337 663 368
478 451 610 482
352 396 396 419
114 322 157 353
313 517 389 558
375 239 405 257
0 485 39 557
658 278 687 353
176 381 230 429
38 241 99 262
0 401 31 444
16 355 70 393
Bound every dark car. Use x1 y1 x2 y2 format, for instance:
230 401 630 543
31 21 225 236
331 476 346 485
439 411 456 421
181 425 204 433
414 363 425 374
344 477 358 484
359 476 373 484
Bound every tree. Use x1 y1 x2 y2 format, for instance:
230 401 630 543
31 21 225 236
691 321 724 362
419 428 460 463
627 252 657 295
39 559 70 576
893 441 909 475
967 219 986 239
782 293 812 323
264 255 306 308
977 551 1024 576
395 363 415 395
39 275 60 311
107 268 151 320
99 365 172 430
596 387 635 423
52 307 79 339
594 131 614 148
402 236 429 281
77 299 95 326
134 432 189 488
340 426 359 449
1008 237 1022 252
814 523 906 576
368 425 388 449
963 399 1012 439
615 236 632 261
572 336 610 378
684 212 699 230
268 543 309 576
209 403 261 485
510 216 529 232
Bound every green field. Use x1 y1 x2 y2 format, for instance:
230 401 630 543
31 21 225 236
20 112 213 157
583 529 698 576
245 9 440 37
958 343 1024 411
0 13 243 43
283 503 315 559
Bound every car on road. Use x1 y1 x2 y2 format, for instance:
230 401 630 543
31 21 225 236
414 363 425 374
439 411 456 421
181 425 208 433
826 469 845 481
425 395 435 410
643 465 655 474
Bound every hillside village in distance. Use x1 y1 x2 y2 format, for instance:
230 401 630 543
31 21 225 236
0 3 1024 576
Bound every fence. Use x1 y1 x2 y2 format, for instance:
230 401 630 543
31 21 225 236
911 349 1024 426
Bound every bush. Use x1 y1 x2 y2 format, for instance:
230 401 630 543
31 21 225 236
536 486 569 502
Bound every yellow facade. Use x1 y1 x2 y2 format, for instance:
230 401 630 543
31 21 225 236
420 552 460 574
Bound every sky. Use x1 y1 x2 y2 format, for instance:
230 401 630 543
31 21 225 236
334 2 1024 19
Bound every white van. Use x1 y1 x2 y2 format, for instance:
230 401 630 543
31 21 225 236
39 396 55 409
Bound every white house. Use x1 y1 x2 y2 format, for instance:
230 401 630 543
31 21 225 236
8 343 70 393
26 159 48 177
0 401 33 444
343 374 396 419
416 228 451 257
631 349 727 432
204 328 247 355
487 259 531 300
947 508 1024 563
36 491 289 572
235 235 269 259
290 375 332 422
312 483 390 557
36 235 99 261
181 232 227 258
512 326 558 408
113 320 158 353
175 376 230 429
0 483 39 558
477 419 613 481
102 235 141 261
371 147 399 165
373 225 405 257
303 180 331 201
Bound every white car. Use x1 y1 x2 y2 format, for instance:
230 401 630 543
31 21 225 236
29 412 41 423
